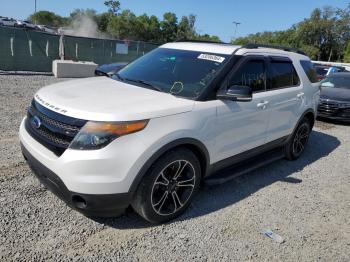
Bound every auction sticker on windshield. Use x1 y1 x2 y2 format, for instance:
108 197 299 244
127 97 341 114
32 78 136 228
198 54 225 63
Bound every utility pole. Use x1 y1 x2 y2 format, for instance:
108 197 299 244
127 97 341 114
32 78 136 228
232 21 241 41
34 0 37 24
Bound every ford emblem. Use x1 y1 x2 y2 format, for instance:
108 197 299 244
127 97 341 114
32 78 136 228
31 116 42 129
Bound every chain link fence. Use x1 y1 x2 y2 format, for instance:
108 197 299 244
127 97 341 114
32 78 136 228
0 27 158 72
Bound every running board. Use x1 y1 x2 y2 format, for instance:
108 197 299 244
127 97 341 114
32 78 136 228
204 148 284 186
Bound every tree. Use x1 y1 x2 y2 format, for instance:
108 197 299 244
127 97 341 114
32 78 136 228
96 12 111 32
27 5 220 44
107 10 137 39
344 41 350 63
104 0 121 16
160 12 178 42
232 5 350 61
28 11 67 27
177 15 196 40
194 34 221 42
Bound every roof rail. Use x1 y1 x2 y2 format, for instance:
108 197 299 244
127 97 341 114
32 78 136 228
242 43 307 56
175 39 230 45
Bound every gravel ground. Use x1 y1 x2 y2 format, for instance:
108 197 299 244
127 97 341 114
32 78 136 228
0 73 349 261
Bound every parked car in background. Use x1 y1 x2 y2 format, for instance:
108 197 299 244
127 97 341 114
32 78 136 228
95 62 128 77
35 25 57 34
314 64 330 81
57 27 75 35
0 17 16 27
318 72 350 122
314 64 348 81
14 20 36 29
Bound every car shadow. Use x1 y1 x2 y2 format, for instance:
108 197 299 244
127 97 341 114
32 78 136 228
92 130 340 229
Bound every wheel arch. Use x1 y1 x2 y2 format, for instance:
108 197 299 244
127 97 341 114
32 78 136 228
128 138 210 195
304 110 315 129
289 108 315 141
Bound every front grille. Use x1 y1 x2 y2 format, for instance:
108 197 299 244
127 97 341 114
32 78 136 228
25 100 87 156
317 101 340 116
339 108 350 118
318 100 350 119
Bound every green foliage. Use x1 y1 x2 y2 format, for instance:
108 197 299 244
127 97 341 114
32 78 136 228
28 11 67 27
28 3 220 44
177 15 196 40
344 41 350 63
232 5 350 62
104 0 121 15
160 12 178 42
194 34 221 42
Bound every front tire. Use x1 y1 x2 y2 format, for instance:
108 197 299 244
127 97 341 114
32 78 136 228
284 118 311 160
132 148 201 224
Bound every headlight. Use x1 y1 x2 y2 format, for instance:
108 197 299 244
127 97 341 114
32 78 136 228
69 120 148 150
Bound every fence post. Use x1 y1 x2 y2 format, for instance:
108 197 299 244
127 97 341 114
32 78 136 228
59 34 64 60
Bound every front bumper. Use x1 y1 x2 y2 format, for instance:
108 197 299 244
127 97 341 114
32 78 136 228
21 143 131 217
19 117 149 195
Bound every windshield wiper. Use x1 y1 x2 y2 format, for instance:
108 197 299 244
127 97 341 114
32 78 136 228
123 78 163 92
114 73 124 81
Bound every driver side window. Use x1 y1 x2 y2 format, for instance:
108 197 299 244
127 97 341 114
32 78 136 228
229 59 266 92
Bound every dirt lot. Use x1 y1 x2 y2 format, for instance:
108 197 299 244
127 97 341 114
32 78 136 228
0 73 349 261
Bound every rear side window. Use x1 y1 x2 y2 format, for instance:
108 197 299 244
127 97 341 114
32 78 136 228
300 60 318 83
229 59 266 92
268 61 300 90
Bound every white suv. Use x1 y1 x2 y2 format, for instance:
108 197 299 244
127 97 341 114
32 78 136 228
20 42 320 223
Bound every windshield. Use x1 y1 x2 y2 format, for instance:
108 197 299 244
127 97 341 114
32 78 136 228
113 48 230 99
321 76 350 89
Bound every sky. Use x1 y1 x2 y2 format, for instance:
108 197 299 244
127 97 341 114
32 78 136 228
1 0 349 42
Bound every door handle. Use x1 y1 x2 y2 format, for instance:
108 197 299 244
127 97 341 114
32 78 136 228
297 92 305 99
257 101 269 109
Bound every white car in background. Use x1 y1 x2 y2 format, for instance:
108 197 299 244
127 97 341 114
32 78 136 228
0 17 16 27
35 25 57 34
20 41 320 223
14 20 36 29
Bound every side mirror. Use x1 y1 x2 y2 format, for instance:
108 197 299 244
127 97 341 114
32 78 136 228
217 85 253 102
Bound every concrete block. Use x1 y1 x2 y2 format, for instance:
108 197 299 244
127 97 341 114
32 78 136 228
53 60 98 78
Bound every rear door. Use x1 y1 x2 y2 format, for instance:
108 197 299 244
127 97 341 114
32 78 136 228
264 56 304 142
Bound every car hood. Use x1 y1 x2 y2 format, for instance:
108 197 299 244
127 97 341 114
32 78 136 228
320 87 350 102
34 77 195 121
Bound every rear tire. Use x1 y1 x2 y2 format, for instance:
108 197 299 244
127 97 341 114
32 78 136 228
284 118 311 160
132 148 201 224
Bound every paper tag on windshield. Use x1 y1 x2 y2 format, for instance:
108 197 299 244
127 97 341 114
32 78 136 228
198 54 225 63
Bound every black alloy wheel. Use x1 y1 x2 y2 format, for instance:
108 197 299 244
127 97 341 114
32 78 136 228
132 148 201 223
285 118 311 160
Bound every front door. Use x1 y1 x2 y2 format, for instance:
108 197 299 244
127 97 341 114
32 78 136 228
213 56 271 163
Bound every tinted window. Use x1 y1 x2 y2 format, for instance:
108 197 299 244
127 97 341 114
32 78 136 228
300 61 318 83
229 59 265 92
268 61 300 90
